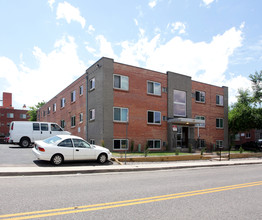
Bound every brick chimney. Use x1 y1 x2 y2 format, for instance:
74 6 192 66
2 92 14 109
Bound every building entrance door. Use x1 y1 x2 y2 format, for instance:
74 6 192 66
176 126 188 148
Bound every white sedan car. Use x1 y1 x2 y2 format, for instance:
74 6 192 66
32 135 112 165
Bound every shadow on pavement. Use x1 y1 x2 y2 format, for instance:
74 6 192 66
9 146 33 149
33 160 114 167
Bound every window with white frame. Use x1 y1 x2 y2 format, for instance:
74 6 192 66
71 116 76 127
89 78 95 91
147 81 161 96
216 140 223 148
61 120 65 128
234 133 240 141
113 107 128 122
147 111 161 124
47 107 51 115
173 90 186 117
79 113 83 123
71 90 76 102
216 95 223 106
113 139 128 150
79 85 84 95
216 118 224 128
20 114 27 119
195 116 205 127
245 132 251 139
61 98 65 108
89 109 95 121
195 91 205 103
148 140 161 149
53 103 56 112
7 113 14 118
90 139 95 144
113 74 129 90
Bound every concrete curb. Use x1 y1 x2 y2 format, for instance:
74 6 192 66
1 159 262 176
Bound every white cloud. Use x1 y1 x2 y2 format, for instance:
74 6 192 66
48 0 55 10
87 25 95 34
202 0 215 6
170 22 186 34
56 1 86 28
0 36 86 108
95 35 118 59
149 0 157 8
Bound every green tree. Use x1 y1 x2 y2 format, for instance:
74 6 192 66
27 101 45 121
229 71 262 134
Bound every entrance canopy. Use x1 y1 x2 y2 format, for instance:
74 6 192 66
168 118 205 126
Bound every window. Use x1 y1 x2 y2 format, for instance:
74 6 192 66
89 109 95 121
20 114 27 119
60 120 65 128
89 78 95 91
216 95 223 106
47 107 50 115
61 98 66 108
79 85 84 95
113 139 128 150
41 123 48 131
33 123 40 131
195 116 205 127
73 139 91 148
58 139 73 148
114 74 129 90
7 113 14 118
234 133 240 141
113 107 128 122
71 116 76 127
53 103 56 112
173 90 186 117
51 124 62 131
216 118 224 128
148 140 161 149
147 111 161 124
71 90 76 102
216 140 223 148
195 91 205 103
90 139 95 144
147 81 161 96
246 133 251 139
79 113 83 123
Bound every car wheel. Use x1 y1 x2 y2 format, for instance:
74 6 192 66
97 153 107 164
51 154 64 166
19 137 31 148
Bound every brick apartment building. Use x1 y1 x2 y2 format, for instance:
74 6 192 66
38 57 228 151
0 92 29 140
234 129 262 147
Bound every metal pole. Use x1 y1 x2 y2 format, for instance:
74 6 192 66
125 121 128 165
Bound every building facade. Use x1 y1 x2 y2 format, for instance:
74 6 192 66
38 57 228 151
0 92 29 139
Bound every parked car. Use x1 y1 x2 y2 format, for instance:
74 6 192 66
9 121 70 147
241 141 262 152
32 135 112 165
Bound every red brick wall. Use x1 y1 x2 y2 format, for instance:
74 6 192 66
0 108 29 136
39 74 87 139
192 81 225 146
113 63 168 151
2 92 13 109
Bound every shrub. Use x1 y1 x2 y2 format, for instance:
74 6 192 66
239 146 244 154
201 147 206 155
175 148 180 155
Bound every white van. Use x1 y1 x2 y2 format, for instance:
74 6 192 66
9 121 71 147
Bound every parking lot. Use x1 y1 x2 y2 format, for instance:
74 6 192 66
0 144 114 167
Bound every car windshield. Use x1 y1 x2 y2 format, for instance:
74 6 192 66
43 136 62 144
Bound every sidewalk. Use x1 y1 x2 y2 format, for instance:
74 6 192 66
1 158 262 176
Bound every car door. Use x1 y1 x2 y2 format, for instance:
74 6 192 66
50 123 63 136
40 123 50 139
72 139 96 160
57 138 74 160
32 123 41 141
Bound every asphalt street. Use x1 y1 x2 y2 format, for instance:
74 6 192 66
1 164 262 219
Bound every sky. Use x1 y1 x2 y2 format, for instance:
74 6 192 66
0 0 261 109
